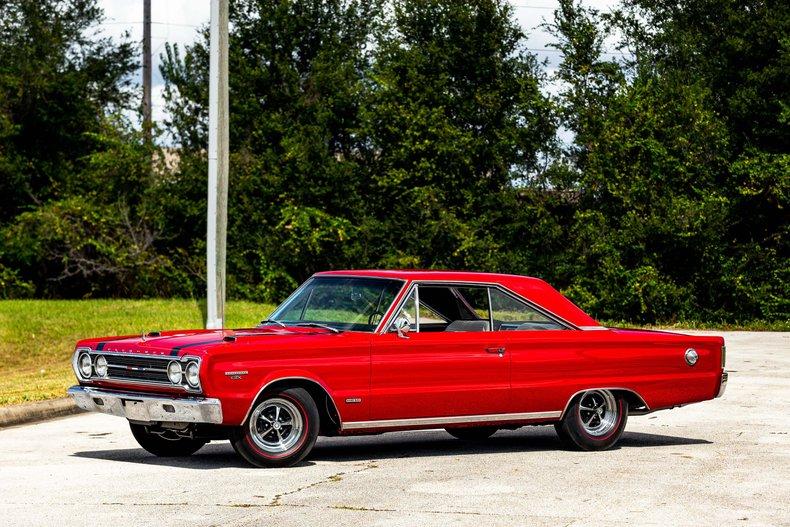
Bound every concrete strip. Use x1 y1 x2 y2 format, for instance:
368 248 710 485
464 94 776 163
0 397 83 428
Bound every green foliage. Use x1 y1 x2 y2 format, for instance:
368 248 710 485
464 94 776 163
160 0 383 300
0 0 136 222
2 195 192 297
0 264 34 299
0 0 786 326
360 0 556 271
546 0 788 323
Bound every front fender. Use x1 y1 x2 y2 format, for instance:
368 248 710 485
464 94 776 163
214 368 339 426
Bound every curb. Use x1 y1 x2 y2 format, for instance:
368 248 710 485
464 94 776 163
0 397 84 429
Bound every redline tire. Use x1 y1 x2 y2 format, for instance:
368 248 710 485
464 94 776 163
555 390 628 451
445 426 498 441
231 387 319 468
129 423 207 457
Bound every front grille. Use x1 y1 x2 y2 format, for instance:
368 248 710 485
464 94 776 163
104 354 169 384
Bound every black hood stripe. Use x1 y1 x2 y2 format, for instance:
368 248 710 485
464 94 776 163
170 338 225 356
92 337 222 356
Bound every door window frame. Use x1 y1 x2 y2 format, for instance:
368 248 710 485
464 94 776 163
379 280 577 334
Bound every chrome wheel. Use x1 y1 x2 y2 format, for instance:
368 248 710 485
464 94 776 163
249 397 304 453
578 390 618 437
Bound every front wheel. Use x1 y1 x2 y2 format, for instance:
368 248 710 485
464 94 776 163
129 423 207 457
230 387 319 468
555 389 627 451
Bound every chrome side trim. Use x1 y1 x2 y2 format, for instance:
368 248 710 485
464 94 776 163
578 325 609 331
341 411 561 431
415 283 421 332
716 371 728 398
67 385 223 424
241 376 342 427
559 387 650 419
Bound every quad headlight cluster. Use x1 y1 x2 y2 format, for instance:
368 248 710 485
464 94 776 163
167 360 201 388
75 351 111 379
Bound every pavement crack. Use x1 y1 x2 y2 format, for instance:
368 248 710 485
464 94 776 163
267 461 377 507
101 502 189 507
330 504 397 512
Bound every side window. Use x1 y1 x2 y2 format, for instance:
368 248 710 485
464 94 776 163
490 288 566 331
395 288 418 329
453 287 490 321
389 287 449 332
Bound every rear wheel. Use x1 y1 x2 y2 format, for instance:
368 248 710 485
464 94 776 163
230 387 319 468
555 389 627 451
445 426 498 441
129 423 207 457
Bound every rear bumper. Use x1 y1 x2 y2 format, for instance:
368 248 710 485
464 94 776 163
716 371 728 398
68 385 223 424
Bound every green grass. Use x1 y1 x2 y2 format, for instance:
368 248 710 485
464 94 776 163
603 319 790 331
0 299 274 406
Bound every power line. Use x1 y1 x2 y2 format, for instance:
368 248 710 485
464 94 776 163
99 21 199 28
512 4 558 10
526 47 628 56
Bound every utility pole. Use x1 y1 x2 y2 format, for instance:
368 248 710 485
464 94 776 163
206 0 229 329
142 0 152 141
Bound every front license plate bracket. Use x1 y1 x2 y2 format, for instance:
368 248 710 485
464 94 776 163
123 399 151 421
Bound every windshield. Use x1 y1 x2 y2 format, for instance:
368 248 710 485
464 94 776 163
268 276 403 332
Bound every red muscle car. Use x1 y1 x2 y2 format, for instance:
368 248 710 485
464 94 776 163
68 270 727 467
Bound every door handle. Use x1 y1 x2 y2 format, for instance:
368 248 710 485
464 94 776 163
486 347 506 357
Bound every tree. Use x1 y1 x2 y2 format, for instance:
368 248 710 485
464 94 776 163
613 0 789 320
0 0 136 222
160 0 383 301
360 0 556 271
548 0 788 322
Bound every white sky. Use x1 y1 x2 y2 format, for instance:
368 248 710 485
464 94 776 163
97 0 620 126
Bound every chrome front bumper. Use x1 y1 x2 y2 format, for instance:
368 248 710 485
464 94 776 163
716 371 728 398
68 386 223 424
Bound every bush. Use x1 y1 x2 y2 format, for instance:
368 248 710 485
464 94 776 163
1 197 194 298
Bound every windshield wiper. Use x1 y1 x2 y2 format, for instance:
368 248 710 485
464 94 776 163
258 319 287 328
288 322 342 334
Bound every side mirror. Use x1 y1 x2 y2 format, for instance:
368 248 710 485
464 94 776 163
393 316 411 339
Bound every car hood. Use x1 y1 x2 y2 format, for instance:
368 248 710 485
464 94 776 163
76 326 341 358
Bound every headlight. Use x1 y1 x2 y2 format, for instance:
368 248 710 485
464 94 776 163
167 361 183 384
78 353 92 378
185 361 200 388
95 355 108 377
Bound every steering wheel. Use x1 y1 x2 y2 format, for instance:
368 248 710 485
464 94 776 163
368 310 384 326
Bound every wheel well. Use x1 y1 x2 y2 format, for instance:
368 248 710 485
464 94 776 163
259 378 342 436
613 389 650 414
560 387 650 418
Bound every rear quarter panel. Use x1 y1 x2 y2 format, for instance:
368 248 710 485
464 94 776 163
506 329 724 414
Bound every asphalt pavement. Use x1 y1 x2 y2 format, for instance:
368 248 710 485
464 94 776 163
1 331 788 526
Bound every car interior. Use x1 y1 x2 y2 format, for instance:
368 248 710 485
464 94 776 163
391 284 568 332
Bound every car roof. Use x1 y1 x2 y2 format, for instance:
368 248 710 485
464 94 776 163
314 270 599 328
316 269 536 282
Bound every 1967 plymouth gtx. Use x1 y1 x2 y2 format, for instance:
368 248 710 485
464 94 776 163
68 270 727 467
